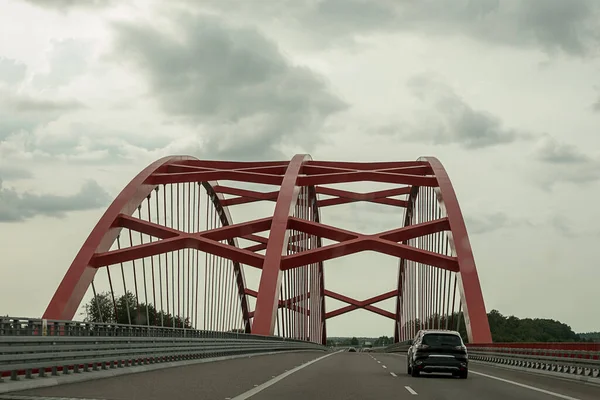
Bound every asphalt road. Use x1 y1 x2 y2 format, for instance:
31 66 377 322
4 351 600 400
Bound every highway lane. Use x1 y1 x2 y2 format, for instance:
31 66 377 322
375 353 600 400
5 351 600 399
8 351 326 400
248 352 600 400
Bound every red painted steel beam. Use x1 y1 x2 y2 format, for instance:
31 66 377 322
242 234 269 245
318 197 407 208
378 218 450 242
178 159 289 169
213 185 279 207
149 170 284 186
324 290 398 319
280 238 370 270
42 156 196 321
316 186 412 200
91 235 265 269
114 214 181 239
43 156 257 328
168 163 289 176
244 232 305 252
199 217 272 241
252 154 311 336
325 304 395 320
297 171 437 187
92 215 270 268
306 160 429 169
287 218 359 242
422 157 492 343
280 239 458 272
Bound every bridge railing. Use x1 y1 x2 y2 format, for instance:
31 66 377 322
0 317 328 385
0 316 302 341
383 341 600 379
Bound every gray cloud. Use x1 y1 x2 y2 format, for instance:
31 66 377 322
593 97 600 112
534 135 590 164
549 215 600 238
195 0 600 56
21 0 113 9
550 215 578 238
533 135 600 186
33 39 90 88
0 166 33 180
405 75 521 149
0 92 84 140
0 57 26 85
393 0 600 57
28 122 174 163
464 212 515 235
0 179 111 223
111 12 347 160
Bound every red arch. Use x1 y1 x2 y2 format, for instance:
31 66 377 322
394 157 491 343
252 154 313 336
422 156 491 343
43 156 251 330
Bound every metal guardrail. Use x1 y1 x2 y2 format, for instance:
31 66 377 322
383 341 600 379
0 317 293 340
0 317 328 383
467 346 600 378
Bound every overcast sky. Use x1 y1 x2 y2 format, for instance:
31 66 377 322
1 0 599 336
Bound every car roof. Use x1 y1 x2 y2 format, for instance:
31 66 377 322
419 329 461 335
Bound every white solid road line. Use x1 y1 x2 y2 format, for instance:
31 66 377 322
471 371 582 400
404 386 418 395
230 351 340 400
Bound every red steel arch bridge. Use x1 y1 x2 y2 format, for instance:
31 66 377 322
42 154 492 345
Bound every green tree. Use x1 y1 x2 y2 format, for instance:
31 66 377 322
350 337 359 346
82 291 191 328
579 332 600 341
84 292 114 323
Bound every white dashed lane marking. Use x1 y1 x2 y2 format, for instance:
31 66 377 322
405 386 418 395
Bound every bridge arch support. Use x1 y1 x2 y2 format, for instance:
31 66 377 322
44 155 490 344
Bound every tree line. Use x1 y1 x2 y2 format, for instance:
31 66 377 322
76 293 593 343
402 309 585 343
82 291 191 328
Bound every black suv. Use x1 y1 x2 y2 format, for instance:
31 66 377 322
407 329 468 379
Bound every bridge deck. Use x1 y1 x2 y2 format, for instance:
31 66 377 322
5 352 600 400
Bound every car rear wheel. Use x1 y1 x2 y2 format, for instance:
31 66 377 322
411 366 420 377
459 370 468 379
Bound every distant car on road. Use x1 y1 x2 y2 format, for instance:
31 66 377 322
347 347 357 352
407 329 468 379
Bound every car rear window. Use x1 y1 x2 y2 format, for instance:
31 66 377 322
422 333 462 346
